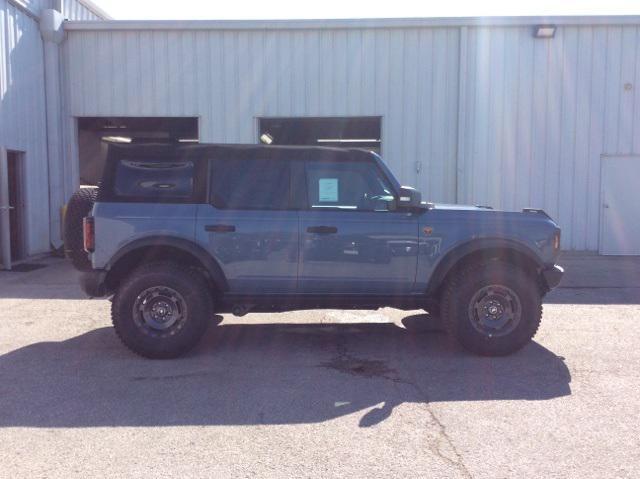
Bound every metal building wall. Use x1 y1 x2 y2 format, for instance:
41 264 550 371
61 19 640 251
0 0 50 255
61 0 104 21
19 0 51 16
459 25 640 250
62 27 461 203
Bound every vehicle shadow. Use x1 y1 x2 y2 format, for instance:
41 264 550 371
0 317 571 429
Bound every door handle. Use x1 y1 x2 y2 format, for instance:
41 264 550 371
307 226 338 234
205 224 236 233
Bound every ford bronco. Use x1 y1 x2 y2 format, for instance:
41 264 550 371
65 144 563 359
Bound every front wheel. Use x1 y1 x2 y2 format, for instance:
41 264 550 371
112 262 212 359
440 261 542 356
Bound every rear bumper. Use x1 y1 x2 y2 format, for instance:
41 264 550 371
541 264 564 290
79 270 109 297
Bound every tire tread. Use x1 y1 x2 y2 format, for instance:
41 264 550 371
64 187 98 271
440 260 542 356
111 261 212 359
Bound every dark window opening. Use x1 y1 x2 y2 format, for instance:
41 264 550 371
209 158 291 210
258 117 381 153
114 160 195 199
77 117 198 186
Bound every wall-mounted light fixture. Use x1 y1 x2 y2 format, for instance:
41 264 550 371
533 25 556 39
260 133 274 145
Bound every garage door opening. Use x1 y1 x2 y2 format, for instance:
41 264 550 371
258 117 381 153
77 117 198 186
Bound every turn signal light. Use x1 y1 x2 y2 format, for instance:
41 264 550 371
83 217 95 253
553 232 561 251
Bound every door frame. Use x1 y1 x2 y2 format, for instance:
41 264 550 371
6 150 27 261
0 147 10 269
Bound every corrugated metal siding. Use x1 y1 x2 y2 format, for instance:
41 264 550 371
15 0 51 17
8 0 104 20
0 0 50 254
460 25 640 250
62 27 460 202
62 22 640 250
61 0 101 21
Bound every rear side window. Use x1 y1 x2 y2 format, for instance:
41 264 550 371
209 158 290 210
113 160 195 200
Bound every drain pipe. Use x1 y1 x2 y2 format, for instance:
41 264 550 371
40 9 65 250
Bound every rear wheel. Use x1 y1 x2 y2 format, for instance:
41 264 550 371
112 262 212 359
440 260 542 356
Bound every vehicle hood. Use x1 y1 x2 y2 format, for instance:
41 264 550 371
424 202 559 228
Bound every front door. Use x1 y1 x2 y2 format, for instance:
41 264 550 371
299 155 419 294
196 153 299 293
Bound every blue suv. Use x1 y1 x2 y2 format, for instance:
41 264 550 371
66 144 563 358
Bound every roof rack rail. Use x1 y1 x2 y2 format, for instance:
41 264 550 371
522 208 551 219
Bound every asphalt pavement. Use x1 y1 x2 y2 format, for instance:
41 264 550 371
1 254 639 478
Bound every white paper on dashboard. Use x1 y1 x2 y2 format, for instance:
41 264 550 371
318 178 338 202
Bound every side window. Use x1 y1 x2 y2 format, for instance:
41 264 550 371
113 160 194 200
305 161 395 212
209 158 291 210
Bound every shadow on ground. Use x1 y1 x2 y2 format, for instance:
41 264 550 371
0 316 571 429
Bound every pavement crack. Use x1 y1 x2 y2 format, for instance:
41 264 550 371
322 336 472 478
402 370 473 479
422 401 473 479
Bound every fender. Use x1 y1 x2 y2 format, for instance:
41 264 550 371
425 237 544 296
106 235 229 291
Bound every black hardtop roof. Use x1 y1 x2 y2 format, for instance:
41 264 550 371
107 142 377 161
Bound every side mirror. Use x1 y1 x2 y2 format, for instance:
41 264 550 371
397 186 422 209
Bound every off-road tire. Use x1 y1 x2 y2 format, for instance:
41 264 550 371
64 187 98 271
440 260 542 356
112 262 212 359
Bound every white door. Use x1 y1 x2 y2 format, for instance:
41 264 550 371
600 156 640 255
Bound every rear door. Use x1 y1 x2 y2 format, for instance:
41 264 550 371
298 151 419 295
196 150 299 293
